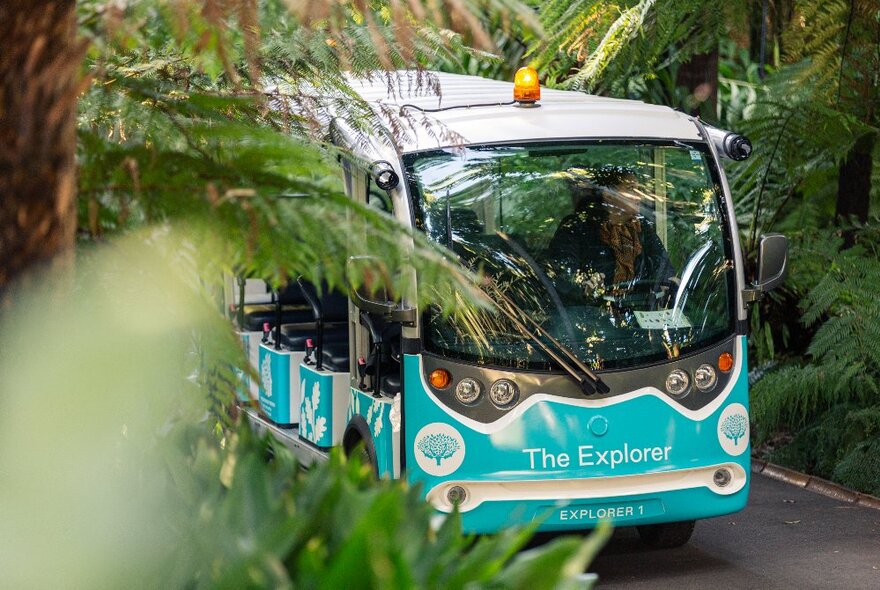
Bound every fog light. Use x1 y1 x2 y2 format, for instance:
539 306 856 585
713 468 732 488
446 485 468 506
694 364 717 392
429 368 452 389
665 369 690 397
489 379 519 408
455 377 482 405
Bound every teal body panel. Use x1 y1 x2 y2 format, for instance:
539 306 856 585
258 344 292 425
299 365 335 447
346 388 395 478
403 337 751 533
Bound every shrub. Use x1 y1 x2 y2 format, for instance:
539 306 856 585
751 227 880 495
833 439 880 497
168 425 610 589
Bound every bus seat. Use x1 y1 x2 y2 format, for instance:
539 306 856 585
359 313 401 396
238 280 314 331
297 279 351 371
380 374 401 395
319 342 350 373
279 324 348 351
298 280 349 324
240 304 312 332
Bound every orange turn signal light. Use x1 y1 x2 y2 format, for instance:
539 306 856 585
513 66 541 103
718 352 734 373
429 368 452 389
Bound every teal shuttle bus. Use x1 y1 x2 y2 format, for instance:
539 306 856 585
232 70 787 547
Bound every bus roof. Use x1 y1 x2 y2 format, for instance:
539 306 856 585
346 71 703 154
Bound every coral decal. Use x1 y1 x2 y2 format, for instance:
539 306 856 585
347 388 394 477
417 433 461 465
301 380 327 445
261 354 272 398
314 416 327 442
373 414 383 437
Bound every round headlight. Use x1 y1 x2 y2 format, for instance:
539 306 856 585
694 364 718 392
455 377 482 405
665 369 690 397
489 379 519 408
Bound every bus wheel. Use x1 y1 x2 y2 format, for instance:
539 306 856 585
342 417 378 479
636 520 695 549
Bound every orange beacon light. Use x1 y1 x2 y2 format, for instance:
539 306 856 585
513 66 541 104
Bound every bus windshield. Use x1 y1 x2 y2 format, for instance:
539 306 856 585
405 142 736 371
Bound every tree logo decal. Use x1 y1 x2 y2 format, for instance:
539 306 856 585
721 415 747 446
418 434 461 465
413 423 466 476
717 403 749 456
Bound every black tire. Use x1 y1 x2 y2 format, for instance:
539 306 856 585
343 417 378 479
636 520 696 549
357 443 372 472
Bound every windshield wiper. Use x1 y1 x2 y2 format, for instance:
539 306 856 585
478 275 610 396
495 231 578 344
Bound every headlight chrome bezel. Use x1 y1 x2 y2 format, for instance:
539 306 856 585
665 368 691 397
694 364 718 392
489 379 520 409
454 377 483 405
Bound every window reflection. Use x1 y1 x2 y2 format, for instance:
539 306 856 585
406 143 735 370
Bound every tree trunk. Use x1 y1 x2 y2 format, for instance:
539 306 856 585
749 0 796 69
676 43 719 122
0 1 84 306
836 133 875 245
748 0 765 65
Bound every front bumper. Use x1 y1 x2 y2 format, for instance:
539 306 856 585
427 461 747 514
433 468 750 533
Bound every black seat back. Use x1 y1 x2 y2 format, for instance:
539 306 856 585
276 281 310 305
298 278 351 370
358 312 401 396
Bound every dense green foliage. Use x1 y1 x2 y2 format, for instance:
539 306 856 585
76 1 515 302
749 228 880 492
533 0 730 96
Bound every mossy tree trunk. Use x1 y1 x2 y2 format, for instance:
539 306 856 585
676 45 719 121
836 133 874 226
833 1 879 246
0 1 84 306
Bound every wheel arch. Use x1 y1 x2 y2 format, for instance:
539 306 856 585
343 415 379 478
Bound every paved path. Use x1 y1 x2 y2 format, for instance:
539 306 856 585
588 474 880 589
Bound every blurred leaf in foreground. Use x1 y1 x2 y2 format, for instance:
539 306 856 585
0 227 608 588
0 228 227 588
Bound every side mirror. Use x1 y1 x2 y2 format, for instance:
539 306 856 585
744 233 788 302
346 255 416 325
